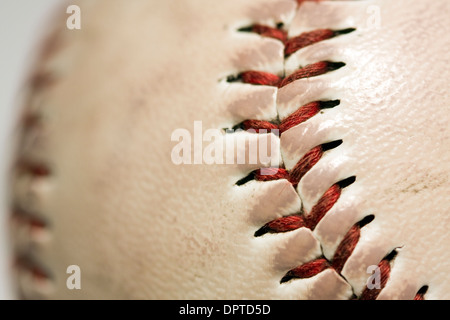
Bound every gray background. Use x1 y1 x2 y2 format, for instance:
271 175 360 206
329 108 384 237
0 0 61 299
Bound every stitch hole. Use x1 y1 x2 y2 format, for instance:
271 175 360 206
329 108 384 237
254 214 305 237
414 286 429 300
319 99 340 110
235 172 256 186
337 176 356 189
235 168 290 186
226 74 241 83
226 71 282 86
333 28 356 36
384 248 399 262
237 23 287 42
280 258 330 283
325 61 346 72
231 120 279 133
237 26 254 33
358 214 375 228
321 140 343 152
237 23 285 33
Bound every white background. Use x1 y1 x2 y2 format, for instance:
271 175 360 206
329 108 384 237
0 0 62 299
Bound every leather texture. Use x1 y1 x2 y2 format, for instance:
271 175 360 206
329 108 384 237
11 0 450 299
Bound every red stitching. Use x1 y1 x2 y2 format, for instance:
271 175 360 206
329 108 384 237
414 286 429 300
282 258 330 281
15 256 50 283
16 160 51 178
332 223 361 274
279 102 321 133
29 71 56 91
233 9 428 300
360 258 392 300
242 101 321 134
236 61 342 88
240 19 352 59
254 215 306 237
279 61 343 88
251 146 323 189
13 207 47 230
13 106 52 286
254 182 341 236
239 70 282 86
240 24 333 57
285 29 335 56
241 120 279 133
248 24 288 43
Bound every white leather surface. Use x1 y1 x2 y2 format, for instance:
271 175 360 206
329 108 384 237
11 0 450 299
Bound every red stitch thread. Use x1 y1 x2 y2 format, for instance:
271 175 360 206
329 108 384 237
29 71 56 91
238 61 340 88
253 146 323 189
239 62 357 295
414 286 428 300
17 161 51 177
288 146 323 185
305 184 341 230
279 102 321 133
250 24 288 43
15 257 50 282
13 207 48 230
255 215 306 236
256 180 341 235
414 293 425 301
28 264 48 281
331 224 361 274
243 23 350 58
254 168 291 183
282 258 330 282
239 71 282 86
241 120 279 133
242 24 332 57
285 29 335 57
235 9 426 300
22 113 41 129
242 102 321 134
360 259 391 300
281 218 371 283
17 215 47 230
279 61 340 88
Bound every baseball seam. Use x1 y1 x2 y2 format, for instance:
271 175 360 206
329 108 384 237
229 0 428 300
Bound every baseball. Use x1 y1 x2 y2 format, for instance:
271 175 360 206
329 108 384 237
10 0 450 300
